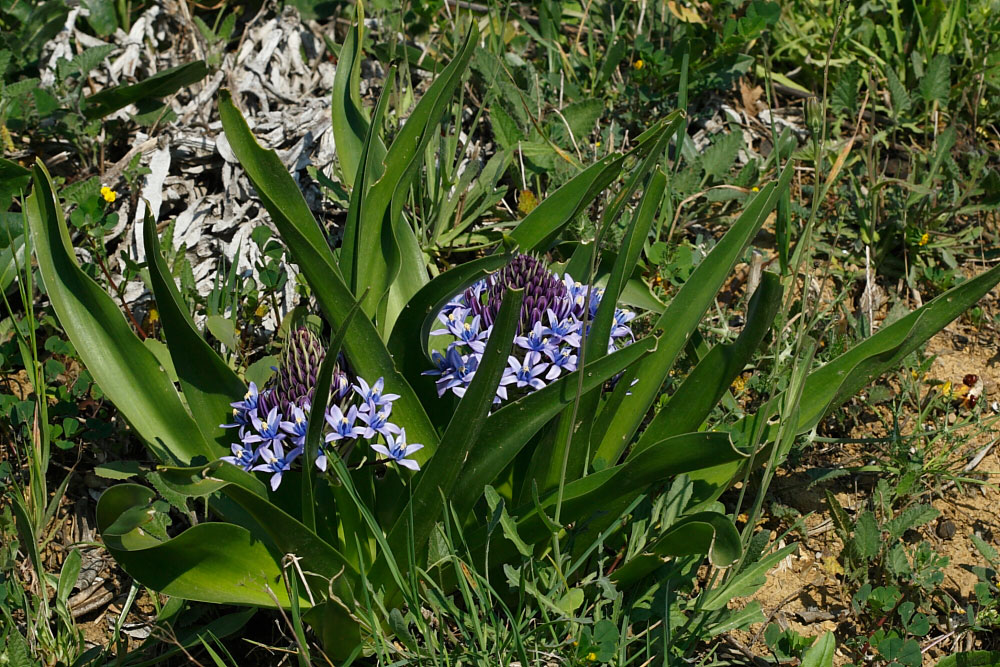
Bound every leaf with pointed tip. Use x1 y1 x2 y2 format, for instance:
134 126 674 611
610 511 742 587
593 164 793 465
144 211 245 451
83 61 209 120
96 484 300 608
624 271 782 464
26 162 213 464
217 90 439 463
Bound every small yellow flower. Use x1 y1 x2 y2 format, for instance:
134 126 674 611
101 186 117 203
939 380 953 398
751 186 760 192
587 652 597 661
633 59 644 70
918 232 929 246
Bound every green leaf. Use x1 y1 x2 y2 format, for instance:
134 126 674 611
56 548 82 606
800 632 836 667
919 54 951 107
885 504 939 540
555 588 584 616
936 651 1000 667
331 15 380 189
596 165 793 465
93 460 143 480
560 99 603 141
83 0 117 36
384 288 524 569
484 485 532 557
624 271 781 464
145 212 245 451
610 511 742 588
96 484 303 609
853 511 880 559
885 66 911 118
217 90 440 463
702 129 743 180
83 61 210 120
26 161 214 464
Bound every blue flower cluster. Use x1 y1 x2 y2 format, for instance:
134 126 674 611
424 254 637 403
220 376 422 490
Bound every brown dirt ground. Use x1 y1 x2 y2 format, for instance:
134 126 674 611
728 283 1000 665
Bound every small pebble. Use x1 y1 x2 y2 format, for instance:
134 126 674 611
936 519 957 540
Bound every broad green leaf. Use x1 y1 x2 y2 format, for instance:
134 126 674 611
853 511 880 559
919 54 950 107
56 548 82 606
356 25 478 327
96 484 302 608
610 511 742 588
624 271 782 464
330 13 374 187
472 433 747 572
147 463 358 601
800 632 836 667
83 0 117 36
26 162 214 464
701 542 798 610
218 90 440 462
144 212 245 450
83 61 209 120
594 164 793 465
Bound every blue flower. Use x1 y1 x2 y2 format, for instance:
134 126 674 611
436 347 480 397
353 377 400 409
544 346 578 380
221 442 256 471
280 404 310 447
611 308 637 339
500 353 549 391
243 406 287 448
514 320 559 356
221 382 261 429
252 440 302 491
358 403 401 439
450 315 490 353
324 404 365 443
370 428 423 471
541 309 582 348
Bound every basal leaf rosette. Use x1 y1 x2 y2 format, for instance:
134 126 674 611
220 327 420 489
424 253 638 403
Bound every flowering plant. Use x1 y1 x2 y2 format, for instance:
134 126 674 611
24 18 1000 660
426 253 637 403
